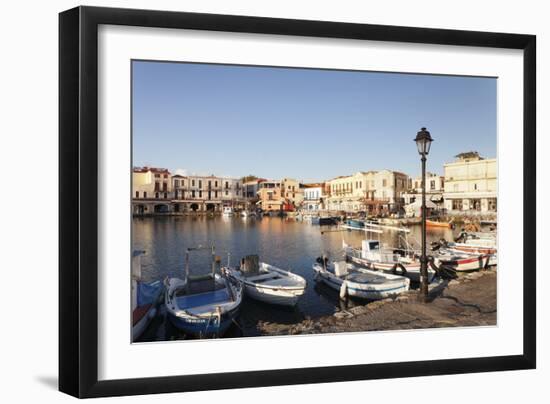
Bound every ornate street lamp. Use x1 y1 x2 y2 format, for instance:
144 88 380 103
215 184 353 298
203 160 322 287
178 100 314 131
414 127 433 302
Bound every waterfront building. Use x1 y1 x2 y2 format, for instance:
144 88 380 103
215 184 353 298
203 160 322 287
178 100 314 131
257 180 283 212
243 178 266 208
443 152 497 214
257 178 304 212
170 174 245 213
302 183 325 211
132 167 172 214
402 172 445 211
326 170 408 214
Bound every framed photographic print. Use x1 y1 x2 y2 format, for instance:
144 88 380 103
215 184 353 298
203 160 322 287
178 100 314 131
59 6 536 398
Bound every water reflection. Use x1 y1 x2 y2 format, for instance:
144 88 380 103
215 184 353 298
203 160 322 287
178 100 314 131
133 216 460 341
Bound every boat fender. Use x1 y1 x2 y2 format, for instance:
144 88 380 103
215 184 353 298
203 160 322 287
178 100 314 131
339 281 348 300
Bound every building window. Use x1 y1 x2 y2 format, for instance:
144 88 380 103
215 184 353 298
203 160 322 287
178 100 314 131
155 192 159 199
135 191 139 198
199 191 202 198
474 183 478 190
208 180 212 188
452 199 462 210
215 191 218 198
382 179 387 187
488 198 497 212
215 181 218 187
163 183 167 191
154 182 160 191
225 181 229 189
143 191 147 198
430 180 435 190
164 192 167 199
199 180 202 189
174 179 179 187
191 190 195 198
225 190 228 196
192 179 195 187
154 174 160 178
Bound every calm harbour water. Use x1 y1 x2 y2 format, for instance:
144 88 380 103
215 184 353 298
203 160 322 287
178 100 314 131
133 215 459 342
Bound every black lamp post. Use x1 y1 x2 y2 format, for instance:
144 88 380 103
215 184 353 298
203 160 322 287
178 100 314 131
414 127 434 302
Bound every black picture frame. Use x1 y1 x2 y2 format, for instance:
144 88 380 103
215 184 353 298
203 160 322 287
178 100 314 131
59 5 536 398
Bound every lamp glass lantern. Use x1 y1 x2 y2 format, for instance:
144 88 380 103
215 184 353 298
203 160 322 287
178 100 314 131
415 127 433 156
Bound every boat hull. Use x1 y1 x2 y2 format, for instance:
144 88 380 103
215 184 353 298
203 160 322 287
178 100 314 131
167 306 239 337
132 305 157 340
426 220 452 228
346 255 436 283
313 265 409 300
438 254 490 272
225 264 307 307
243 283 303 306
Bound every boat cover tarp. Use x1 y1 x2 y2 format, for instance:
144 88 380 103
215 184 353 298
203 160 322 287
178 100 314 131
346 272 396 285
137 281 162 307
176 288 231 309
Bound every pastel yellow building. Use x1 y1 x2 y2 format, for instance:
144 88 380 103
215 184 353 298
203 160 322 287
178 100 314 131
443 152 497 213
326 170 408 213
257 178 303 212
132 167 172 214
133 167 171 200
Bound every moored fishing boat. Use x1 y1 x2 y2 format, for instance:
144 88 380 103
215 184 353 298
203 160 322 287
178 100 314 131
433 231 497 265
222 206 234 216
132 250 163 341
223 255 306 306
313 258 410 300
435 249 491 272
164 246 243 337
343 240 436 283
426 219 454 228
241 210 256 218
319 216 338 226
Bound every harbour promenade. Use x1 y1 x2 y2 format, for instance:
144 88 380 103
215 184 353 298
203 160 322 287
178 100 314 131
257 269 496 336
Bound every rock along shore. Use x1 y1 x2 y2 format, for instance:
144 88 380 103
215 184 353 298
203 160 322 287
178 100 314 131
258 270 497 336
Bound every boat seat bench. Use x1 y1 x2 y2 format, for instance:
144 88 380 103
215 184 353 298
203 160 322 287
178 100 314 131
176 289 231 310
245 272 281 282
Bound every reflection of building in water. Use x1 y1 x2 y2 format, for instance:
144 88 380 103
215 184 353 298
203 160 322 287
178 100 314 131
443 152 497 214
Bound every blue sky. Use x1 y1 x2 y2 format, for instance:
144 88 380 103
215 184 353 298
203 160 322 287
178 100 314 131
132 60 496 181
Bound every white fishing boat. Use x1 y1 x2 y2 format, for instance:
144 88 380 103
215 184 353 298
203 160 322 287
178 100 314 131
343 240 436 283
222 206 234 216
164 246 243 337
433 232 497 266
313 258 410 300
241 210 256 218
435 249 491 272
223 255 306 306
132 250 163 341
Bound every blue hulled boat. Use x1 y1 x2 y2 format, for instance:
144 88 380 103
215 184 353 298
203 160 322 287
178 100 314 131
164 246 243 338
